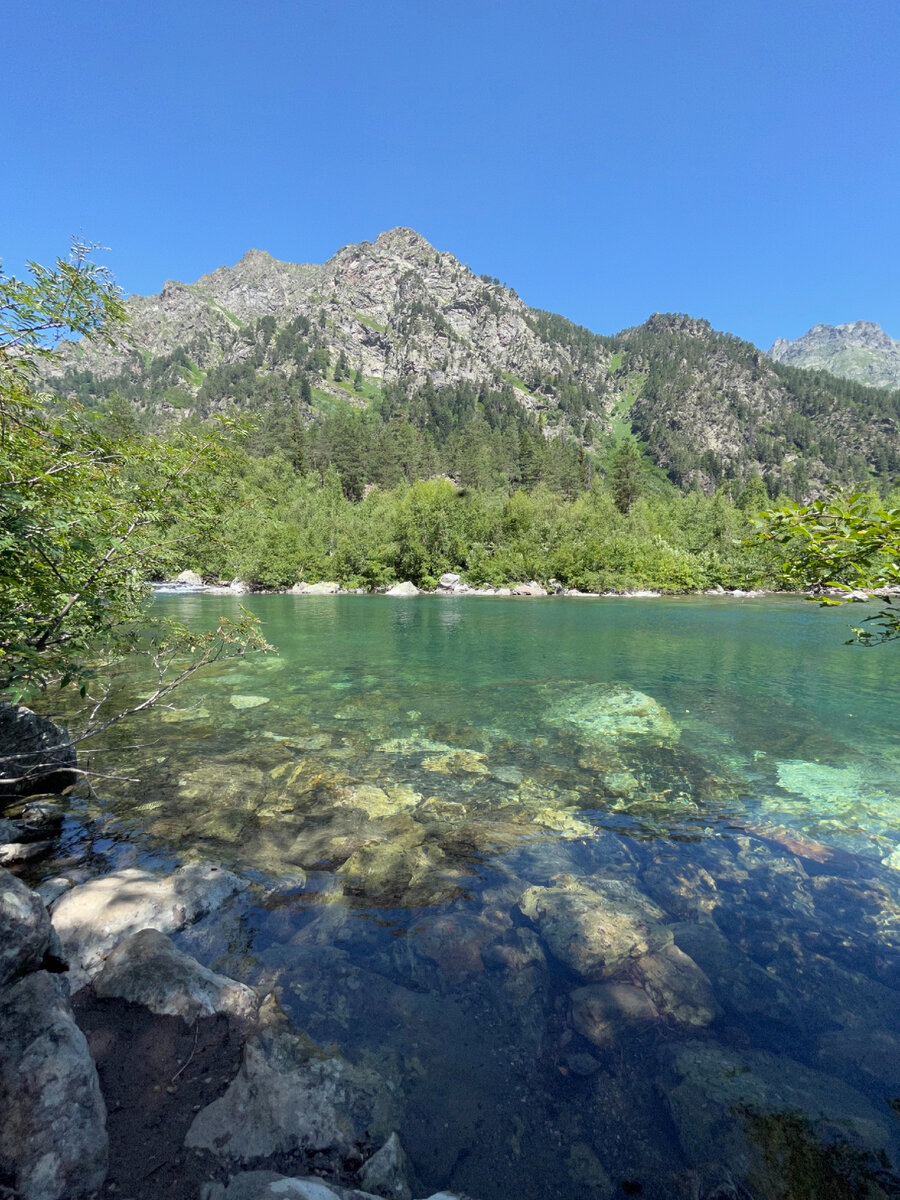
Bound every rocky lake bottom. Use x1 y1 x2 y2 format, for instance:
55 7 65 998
18 594 900 1199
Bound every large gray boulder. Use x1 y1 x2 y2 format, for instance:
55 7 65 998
91 927 258 1022
51 862 247 991
0 703 76 800
385 581 419 597
186 994 397 1161
0 970 107 1200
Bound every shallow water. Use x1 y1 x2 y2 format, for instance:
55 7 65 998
41 596 900 1197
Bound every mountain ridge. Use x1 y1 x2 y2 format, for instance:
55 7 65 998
768 320 900 390
52 229 900 499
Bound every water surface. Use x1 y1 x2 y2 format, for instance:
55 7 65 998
44 596 900 1198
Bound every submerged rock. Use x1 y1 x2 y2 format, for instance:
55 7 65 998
0 970 108 1200
569 982 658 1045
632 943 717 1027
544 684 678 744
659 1040 899 1198
518 874 671 980
92 928 258 1022
186 993 397 1161
51 862 247 990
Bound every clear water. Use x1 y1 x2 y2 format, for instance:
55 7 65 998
46 595 900 1197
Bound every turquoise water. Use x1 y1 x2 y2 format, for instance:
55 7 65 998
49 596 900 1197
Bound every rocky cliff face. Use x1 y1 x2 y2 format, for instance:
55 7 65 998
768 321 900 389
60 228 611 412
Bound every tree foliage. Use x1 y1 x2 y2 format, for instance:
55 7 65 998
0 245 268 718
757 491 900 644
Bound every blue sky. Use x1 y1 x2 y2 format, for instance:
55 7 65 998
3 0 898 349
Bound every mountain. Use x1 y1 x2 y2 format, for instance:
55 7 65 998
52 230 900 499
769 321 900 390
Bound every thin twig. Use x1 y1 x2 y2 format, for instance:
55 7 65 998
171 1020 200 1084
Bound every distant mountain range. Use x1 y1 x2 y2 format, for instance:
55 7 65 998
769 321 900 390
52 229 900 498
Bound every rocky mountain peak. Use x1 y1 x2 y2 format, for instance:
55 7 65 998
768 320 900 389
644 313 712 339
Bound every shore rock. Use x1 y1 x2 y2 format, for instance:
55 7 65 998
201 1175 471 1200
0 703 76 799
0 970 108 1200
175 569 204 585
386 581 419 596
512 582 548 596
518 874 671 980
0 866 53 989
51 862 247 991
186 994 397 1161
91 928 258 1022
358 1131 412 1200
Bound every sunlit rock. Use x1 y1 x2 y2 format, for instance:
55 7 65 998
518 874 671 980
386 581 419 596
51 862 247 990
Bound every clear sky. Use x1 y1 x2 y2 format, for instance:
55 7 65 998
3 0 898 349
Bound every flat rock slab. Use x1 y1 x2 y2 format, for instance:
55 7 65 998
92 928 258 1022
0 970 108 1200
51 862 247 991
186 994 397 1161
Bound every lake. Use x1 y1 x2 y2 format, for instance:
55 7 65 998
46 594 900 1198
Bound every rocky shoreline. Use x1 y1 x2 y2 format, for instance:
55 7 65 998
157 569 776 600
159 569 900 601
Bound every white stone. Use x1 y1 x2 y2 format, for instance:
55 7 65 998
51 863 247 990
